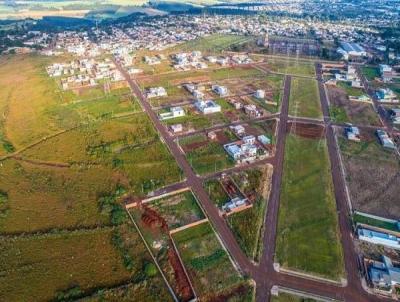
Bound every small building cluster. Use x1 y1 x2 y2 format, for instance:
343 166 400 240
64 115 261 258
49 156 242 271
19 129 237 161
223 135 268 163
46 58 123 90
366 255 400 294
376 88 399 103
146 87 168 99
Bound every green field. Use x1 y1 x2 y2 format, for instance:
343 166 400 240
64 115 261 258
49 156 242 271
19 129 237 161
185 140 235 175
361 66 380 81
172 223 244 299
267 59 316 77
0 226 171 302
276 134 344 280
289 78 322 119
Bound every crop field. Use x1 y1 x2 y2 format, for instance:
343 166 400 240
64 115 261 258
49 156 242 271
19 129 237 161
0 225 170 302
172 222 244 300
338 129 400 219
276 133 344 280
173 34 255 53
266 58 316 77
227 165 273 261
147 191 205 230
180 133 235 175
328 86 381 126
289 78 322 119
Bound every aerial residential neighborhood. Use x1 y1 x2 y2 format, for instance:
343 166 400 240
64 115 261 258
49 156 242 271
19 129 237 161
0 1 399 302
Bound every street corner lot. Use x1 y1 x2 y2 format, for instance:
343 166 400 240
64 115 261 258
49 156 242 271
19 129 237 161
171 222 253 301
276 123 345 281
336 126 400 219
289 77 323 119
327 83 381 126
127 190 208 302
205 164 273 262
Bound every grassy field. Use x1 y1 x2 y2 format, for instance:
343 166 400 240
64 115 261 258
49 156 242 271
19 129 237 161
289 78 322 119
361 66 380 81
0 225 170 302
204 179 230 208
174 34 255 53
276 134 344 280
267 58 316 77
185 141 234 175
172 223 244 300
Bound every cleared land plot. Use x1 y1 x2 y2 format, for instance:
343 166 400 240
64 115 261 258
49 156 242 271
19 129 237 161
0 226 171 302
227 165 273 261
172 222 245 300
128 200 197 301
328 86 381 126
289 78 322 119
266 58 316 77
179 133 235 175
338 128 400 219
276 132 344 280
147 191 205 230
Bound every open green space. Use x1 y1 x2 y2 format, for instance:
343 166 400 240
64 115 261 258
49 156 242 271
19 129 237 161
204 179 230 209
361 66 380 81
148 191 205 230
172 222 244 299
267 58 316 77
162 109 229 131
276 134 344 280
174 34 254 53
183 138 234 175
289 78 322 119
0 225 171 302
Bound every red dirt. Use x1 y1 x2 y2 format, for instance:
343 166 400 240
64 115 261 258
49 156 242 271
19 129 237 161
182 140 209 153
167 242 195 302
141 205 168 232
287 122 325 139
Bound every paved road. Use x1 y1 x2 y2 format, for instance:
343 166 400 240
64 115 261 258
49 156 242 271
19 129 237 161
116 58 395 302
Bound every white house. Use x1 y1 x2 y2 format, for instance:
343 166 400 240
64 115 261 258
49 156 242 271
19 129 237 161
147 87 168 99
254 89 266 99
212 85 229 97
159 107 185 120
195 100 221 114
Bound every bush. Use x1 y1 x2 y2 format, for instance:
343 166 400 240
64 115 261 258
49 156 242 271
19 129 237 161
55 286 83 301
144 262 158 277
